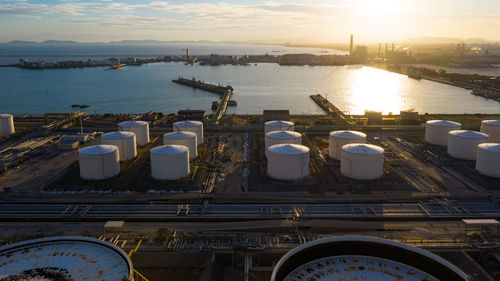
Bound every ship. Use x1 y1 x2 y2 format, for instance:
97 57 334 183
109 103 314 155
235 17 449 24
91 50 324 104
105 64 126 71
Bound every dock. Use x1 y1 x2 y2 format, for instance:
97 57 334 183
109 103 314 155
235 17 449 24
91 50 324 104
310 94 356 126
172 77 233 95
172 77 234 122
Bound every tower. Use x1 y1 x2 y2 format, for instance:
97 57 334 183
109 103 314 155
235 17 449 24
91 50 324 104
350 35 354 55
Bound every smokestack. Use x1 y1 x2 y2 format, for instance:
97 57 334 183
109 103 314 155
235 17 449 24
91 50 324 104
392 43 394 52
378 43 381 57
350 34 354 55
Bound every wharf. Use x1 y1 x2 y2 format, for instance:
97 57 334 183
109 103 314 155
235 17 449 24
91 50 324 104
172 77 233 95
310 94 356 126
172 77 233 122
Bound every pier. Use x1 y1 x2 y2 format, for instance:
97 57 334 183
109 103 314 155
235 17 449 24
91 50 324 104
310 94 356 126
172 77 234 121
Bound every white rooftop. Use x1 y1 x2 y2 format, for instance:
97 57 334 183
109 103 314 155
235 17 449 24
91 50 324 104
0 237 132 281
427 120 461 127
330 130 367 139
79 145 118 155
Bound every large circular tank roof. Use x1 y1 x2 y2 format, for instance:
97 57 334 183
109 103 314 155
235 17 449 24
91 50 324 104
79 144 118 155
268 143 309 155
163 131 197 139
0 236 133 281
482 120 500 126
426 120 461 127
271 236 469 281
449 130 489 139
119 120 148 127
102 131 135 139
330 130 367 139
266 131 301 139
342 143 384 155
174 120 202 127
266 120 294 126
151 144 188 155
478 143 500 153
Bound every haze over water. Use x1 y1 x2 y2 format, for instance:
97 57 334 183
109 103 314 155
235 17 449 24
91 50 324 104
1 43 499 115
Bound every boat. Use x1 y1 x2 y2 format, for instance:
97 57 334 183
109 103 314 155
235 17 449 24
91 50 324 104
70 104 90 108
105 63 126 71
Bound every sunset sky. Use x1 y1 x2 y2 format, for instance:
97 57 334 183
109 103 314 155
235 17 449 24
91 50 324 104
1 0 500 43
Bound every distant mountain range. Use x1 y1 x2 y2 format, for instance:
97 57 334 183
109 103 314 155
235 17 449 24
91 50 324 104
4 39 223 44
401 37 494 44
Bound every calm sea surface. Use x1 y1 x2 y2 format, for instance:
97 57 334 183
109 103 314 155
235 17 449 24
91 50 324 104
1 43 499 115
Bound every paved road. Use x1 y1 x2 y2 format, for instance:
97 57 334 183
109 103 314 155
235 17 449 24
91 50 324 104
1 200 500 221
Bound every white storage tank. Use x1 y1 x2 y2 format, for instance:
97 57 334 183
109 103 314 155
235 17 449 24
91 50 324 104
481 120 500 143
264 120 294 134
173 121 203 145
101 131 137 161
163 131 197 159
425 120 461 146
267 144 309 181
329 130 367 160
79 145 120 180
0 114 15 136
341 144 384 180
476 143 500 178
150 145 190 180
265 131 302 157
448 130 489 160
118 121 149 145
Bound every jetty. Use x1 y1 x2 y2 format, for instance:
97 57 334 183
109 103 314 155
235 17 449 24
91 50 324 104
310 94 356 126
172 77 234 121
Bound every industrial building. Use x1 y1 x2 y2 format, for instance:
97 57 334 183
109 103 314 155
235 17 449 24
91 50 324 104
481 120 500 142
163 131 198 159
150 145 190 180
264 130 301 157
174 120 204 145
264 120 294 134
425 120 462 146
119 120 150 145
79 145 120 180
328 130 367 160
267 143 309 181
340 143 384 180
0 113 15 136
101 131 137 161
447 130 489 160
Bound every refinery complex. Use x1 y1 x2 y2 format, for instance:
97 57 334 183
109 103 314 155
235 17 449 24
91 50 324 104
2 105 500 281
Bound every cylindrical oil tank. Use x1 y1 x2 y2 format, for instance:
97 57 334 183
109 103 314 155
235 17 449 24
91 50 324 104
329 130 367 160
173 121 203 145
425 120 461 146
79 145 120 180
476 143 500 178
341 144 384 180
150 145 189 180
118 121 149 145
0 114 15 136
481 120 500 143
448 130 489 160
163 131 197 159
101 131 137 161
267 144 309 181
265 131 302 157
264 120 294 134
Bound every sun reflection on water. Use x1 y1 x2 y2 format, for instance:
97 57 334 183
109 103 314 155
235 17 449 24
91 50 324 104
349 66 406 115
